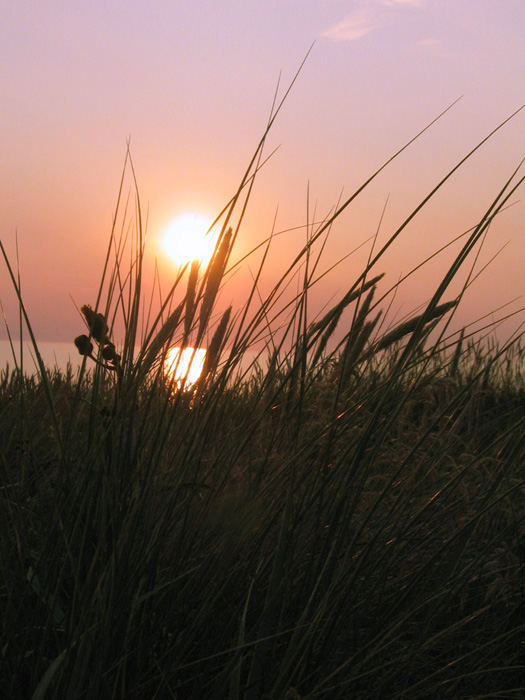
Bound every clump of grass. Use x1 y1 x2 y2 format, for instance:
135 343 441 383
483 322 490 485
1 79 525 699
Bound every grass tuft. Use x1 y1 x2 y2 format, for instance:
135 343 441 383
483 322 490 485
1 90 525 699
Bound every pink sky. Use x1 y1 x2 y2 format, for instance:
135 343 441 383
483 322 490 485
1 1 524 346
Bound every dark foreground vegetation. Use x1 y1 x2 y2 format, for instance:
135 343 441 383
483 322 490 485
1 341 525 699
1 86 525 697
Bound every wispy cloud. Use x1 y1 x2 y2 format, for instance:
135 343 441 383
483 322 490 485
382 0 425 6
322 0 426 43
321 7 378 42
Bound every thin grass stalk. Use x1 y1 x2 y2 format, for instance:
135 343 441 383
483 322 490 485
295 198 313 405
341 315 382 383
395 166 525 369
229 212 278 360
262 98 468 309
0 241 62 455
323 282 378 375
131 262 187 377
307 273 384 351
212 45 314 247
450 328 465 377
121 149 145 371
342 107 525 303
201 305 232 381
369 299 458 355
183 260 200 344
140 301 184 377
197 228 232 340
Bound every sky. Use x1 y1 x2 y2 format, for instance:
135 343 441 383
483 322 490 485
1 0 525 348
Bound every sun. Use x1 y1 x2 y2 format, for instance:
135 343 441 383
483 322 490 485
161 213 218 267
164 346 207 389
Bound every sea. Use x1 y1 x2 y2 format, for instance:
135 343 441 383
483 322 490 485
0 341 81 374
0 340 264 378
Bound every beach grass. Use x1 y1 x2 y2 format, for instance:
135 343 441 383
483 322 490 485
1 95 525 698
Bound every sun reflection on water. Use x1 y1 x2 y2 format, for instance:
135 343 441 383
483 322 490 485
164 346 206 389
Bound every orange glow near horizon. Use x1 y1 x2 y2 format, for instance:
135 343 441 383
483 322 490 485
2 3 525 344
161 213 219 267
164 346 206 389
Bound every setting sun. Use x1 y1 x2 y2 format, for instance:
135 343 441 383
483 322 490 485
164 346 206 389
161 213 218 267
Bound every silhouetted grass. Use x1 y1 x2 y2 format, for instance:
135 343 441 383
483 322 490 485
1 89 525 698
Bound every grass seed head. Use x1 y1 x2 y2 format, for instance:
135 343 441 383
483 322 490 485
203 305 232 378
141 301 185 376
81 304 109 343
198 228 232 337
74 334 93 356
184 261 200 343
101 342 120 364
